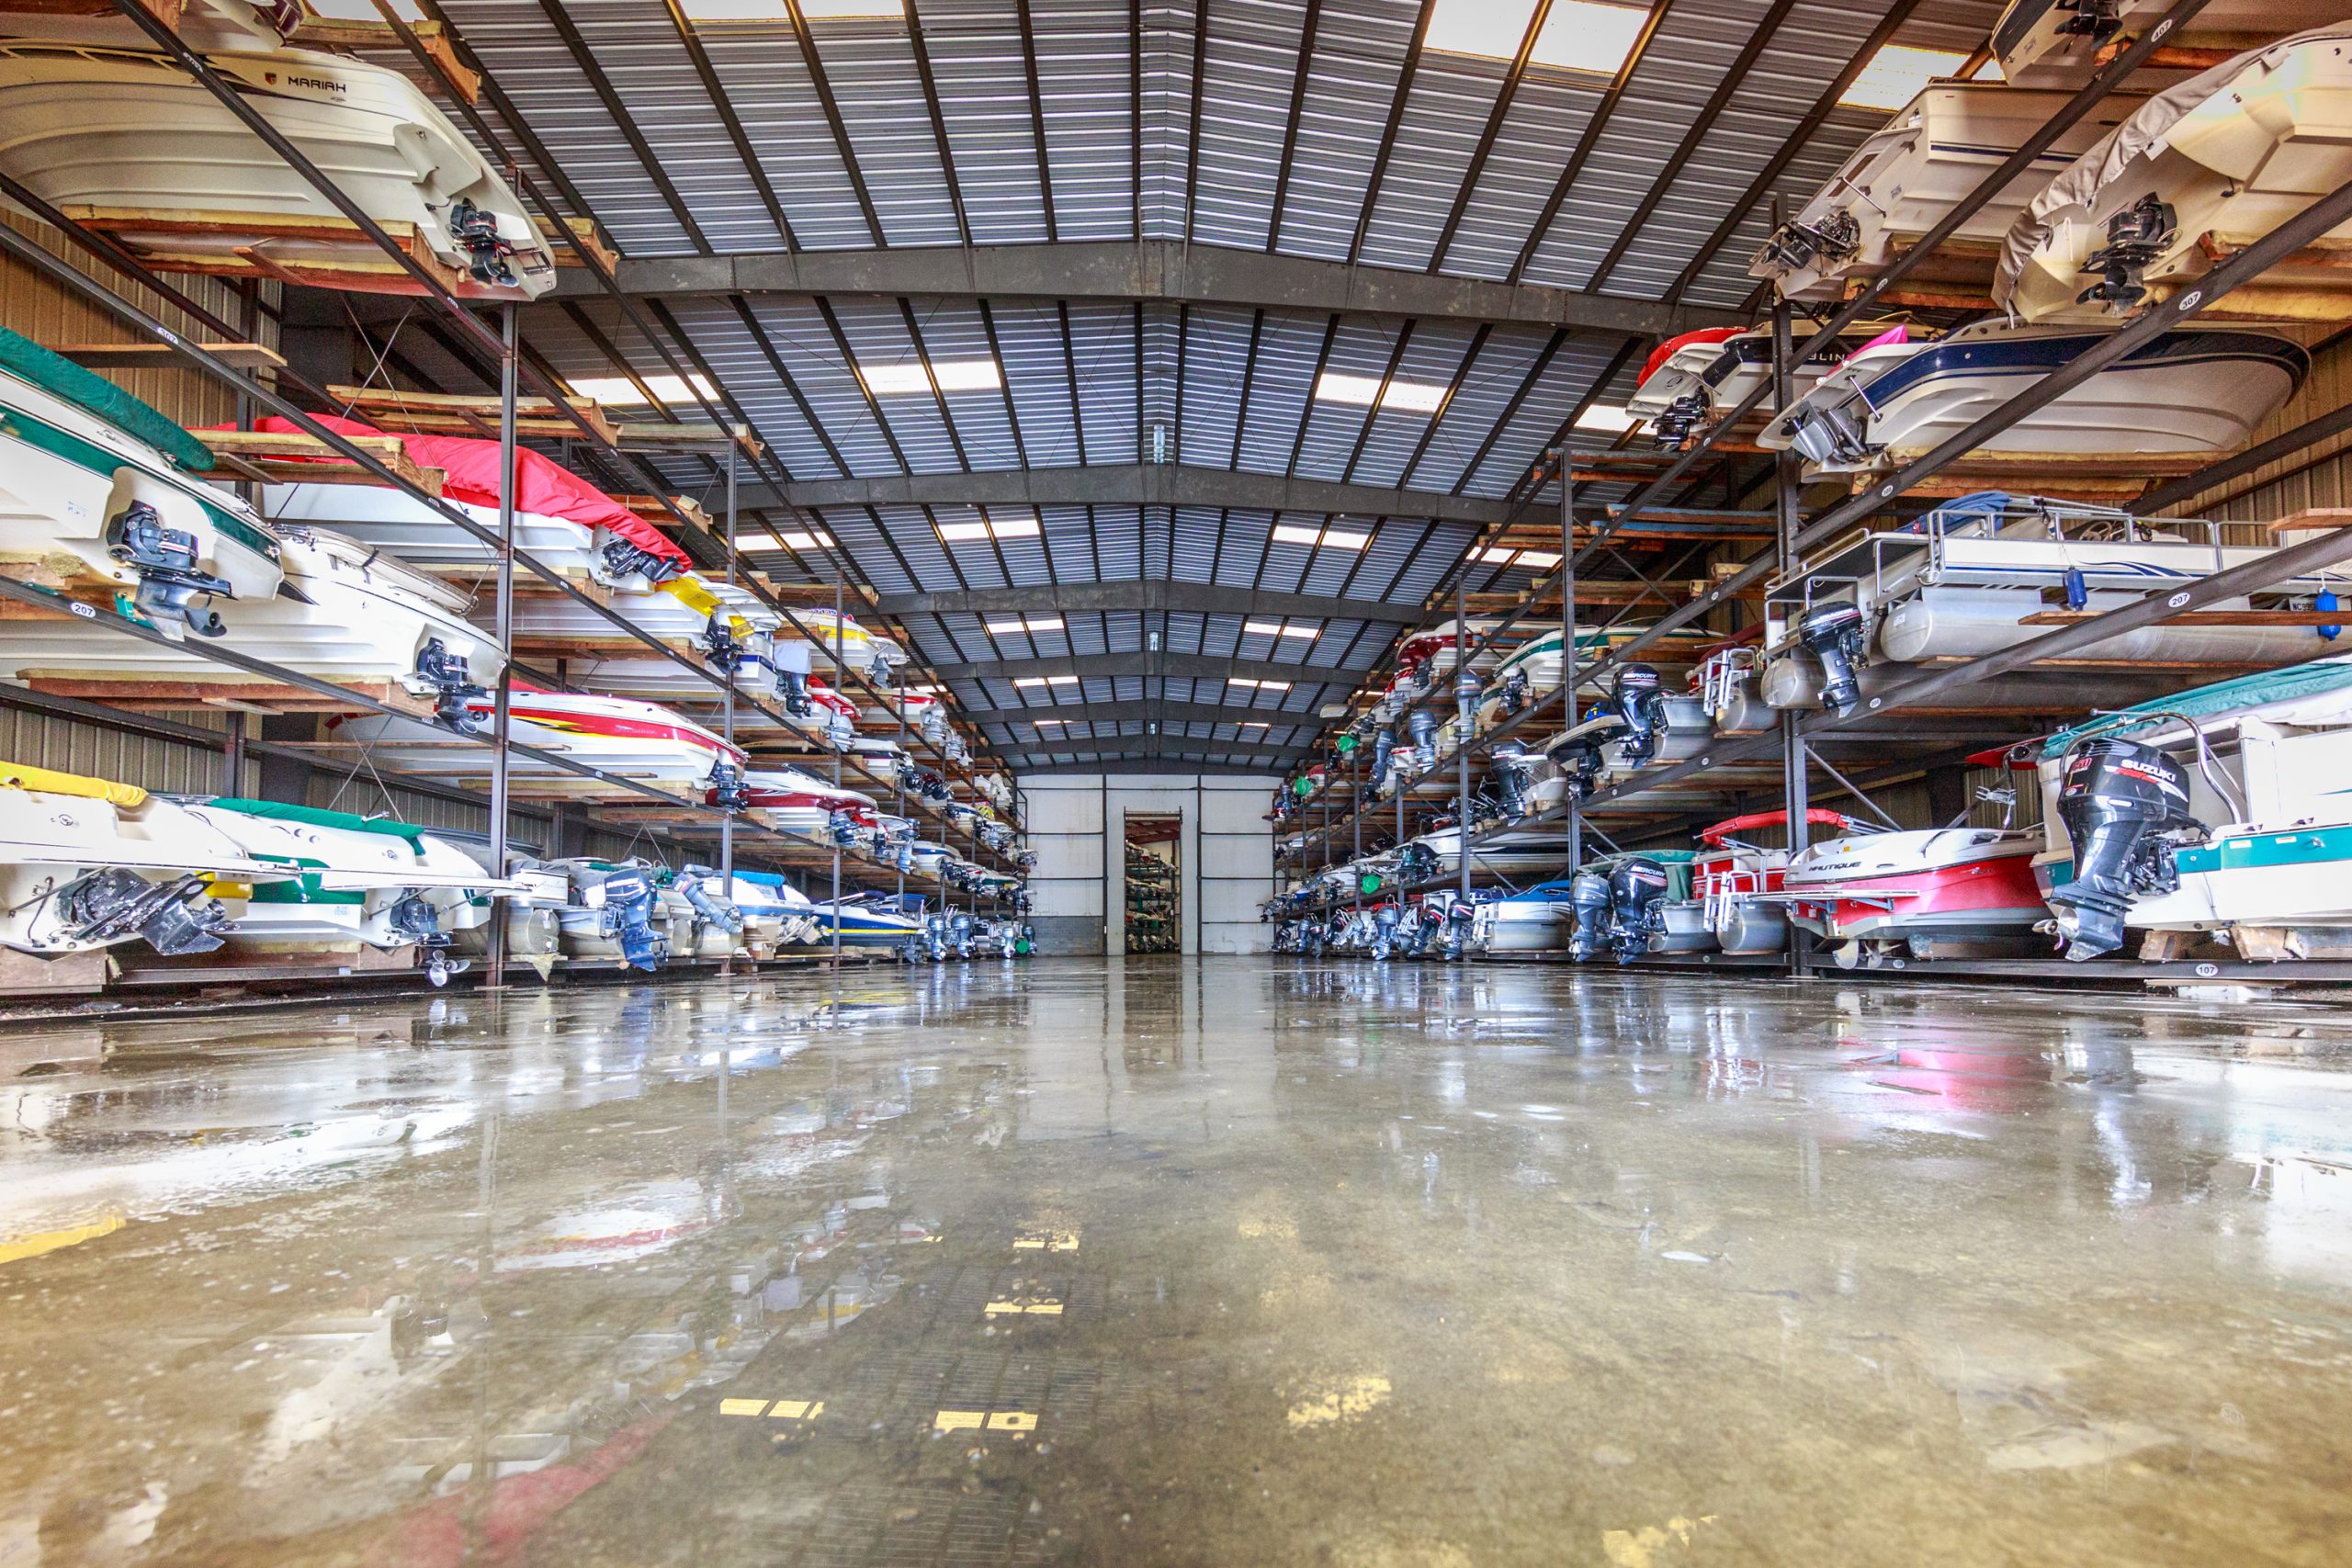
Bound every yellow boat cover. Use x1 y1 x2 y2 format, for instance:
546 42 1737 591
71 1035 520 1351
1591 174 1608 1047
0 761 147 808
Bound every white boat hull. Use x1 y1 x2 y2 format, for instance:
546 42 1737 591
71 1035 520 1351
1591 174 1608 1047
0 43 554 299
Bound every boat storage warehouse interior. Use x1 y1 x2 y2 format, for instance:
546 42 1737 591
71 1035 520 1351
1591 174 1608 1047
14 0 2352 1560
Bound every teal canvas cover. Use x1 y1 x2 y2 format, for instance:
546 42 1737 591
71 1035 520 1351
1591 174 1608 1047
0 326 215 472
2040 655 2352 758
205 797 431 844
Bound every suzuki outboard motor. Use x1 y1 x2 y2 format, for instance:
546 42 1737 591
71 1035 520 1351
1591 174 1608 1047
595 864 664 972
1609 665 1668 766
1567 870 1612 962
1607 857 1671 965
1797 600 1869 716
108 501 232 637
2048 736 2207 961
1406 708 1439 773
59 869 228 956
1489 742 1537 821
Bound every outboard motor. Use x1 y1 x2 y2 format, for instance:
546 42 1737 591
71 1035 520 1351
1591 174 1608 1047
2047 736 2207 960
949 910 976 958
774 640 815 716
1553 733 1609 801
594 864 664 972
1406 709 1439 773
107 501 231 637
1607 857 1671 965
2078 194 2176 311
1567 869 1612 962
413 637 484 730
1396 840 1439 886
387 893 467 987
58 869 229 956
446 197 520 288
1759 210 1860 276
1491 667 1531 724
676 866 744 937
1609 665 1668 767
597 536 684 588
707 759 751 815
1370 903 1401 960
922 707 949 747
1489 742 1538 821
1782 400 1871 468
1440 898 1476 963
700 612 745 672
1797 601 1869 716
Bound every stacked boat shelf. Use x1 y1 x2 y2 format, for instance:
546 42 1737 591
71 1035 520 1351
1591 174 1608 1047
0 3 1027 998
1266 0 2352 990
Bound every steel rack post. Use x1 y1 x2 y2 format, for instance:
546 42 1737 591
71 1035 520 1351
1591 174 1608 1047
1769 226 1810 979
1562 464 1582 874
1455 580 1472 908
831 570 845 966
487 303 520 987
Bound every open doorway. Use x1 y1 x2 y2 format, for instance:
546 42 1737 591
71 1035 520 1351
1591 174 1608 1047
1123 812 1181 954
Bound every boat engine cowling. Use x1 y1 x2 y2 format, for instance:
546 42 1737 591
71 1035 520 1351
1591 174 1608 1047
107 501 232 637
1607 857 1671 965
413 637 485 730
1406 709 1439 773
677 866 744 934
1610 665 1668 766
594 865 664 971
387 893 468 987
1567 869 1612 962
2047 736 2207 961
1489 743 1538 820
1798 601 1869 716
1370 903 1400 959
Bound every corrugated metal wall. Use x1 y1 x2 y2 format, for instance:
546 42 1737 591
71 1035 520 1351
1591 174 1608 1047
1 213 276 430
0 704 243 795
2169 329 2352 525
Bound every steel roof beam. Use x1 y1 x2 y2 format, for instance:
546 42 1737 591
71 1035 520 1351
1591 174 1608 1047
931 652 1365 685
876 581 1419 624
998 743 1313 767
967 700 1321 728
548 241 1746 336
737 463 1512 525
1020 760 1294 777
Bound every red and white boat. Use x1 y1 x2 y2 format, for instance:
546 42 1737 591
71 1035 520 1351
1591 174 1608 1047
1680 808 1854 954
727 766 876 841
329 685 742 795
1780 823 2050 966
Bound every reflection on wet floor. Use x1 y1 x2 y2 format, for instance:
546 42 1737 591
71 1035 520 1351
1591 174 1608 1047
4 961 2352 1565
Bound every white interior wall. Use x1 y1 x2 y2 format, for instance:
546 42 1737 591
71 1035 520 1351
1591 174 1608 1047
1020 773 1278 954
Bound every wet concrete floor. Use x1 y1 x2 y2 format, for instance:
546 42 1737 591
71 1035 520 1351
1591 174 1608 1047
2 957 2351 1565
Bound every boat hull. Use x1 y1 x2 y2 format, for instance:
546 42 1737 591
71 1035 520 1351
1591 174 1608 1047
1784 830 2050 954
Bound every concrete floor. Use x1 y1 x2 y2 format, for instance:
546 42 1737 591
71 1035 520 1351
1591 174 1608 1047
3 959 2350 1566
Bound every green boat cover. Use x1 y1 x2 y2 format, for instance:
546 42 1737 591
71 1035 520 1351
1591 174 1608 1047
205 797 432 843
2040 654 2352 759
0 325 215 472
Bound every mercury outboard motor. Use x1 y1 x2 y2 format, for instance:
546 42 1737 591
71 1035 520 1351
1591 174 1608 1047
446 197 519 288
595 864 664 971
2047 736 2207 960
1489 742 1538 821
58 869 229 956
1610 665 1668 766
413 637 484 731
1406 709 1439 773
1567 869 1612 962
107 501 232 637
1797 600 1869 716
1759 209 1860 276
1607 857 1670 964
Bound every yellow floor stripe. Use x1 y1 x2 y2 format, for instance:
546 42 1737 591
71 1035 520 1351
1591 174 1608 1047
0 1212 124 1268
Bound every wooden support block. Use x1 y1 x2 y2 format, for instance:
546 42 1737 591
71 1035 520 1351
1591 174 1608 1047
51 340 284 371
197 428 446 495
286 16 480 102
328 384 621 446
2263 508 2352 534
0 942 108 998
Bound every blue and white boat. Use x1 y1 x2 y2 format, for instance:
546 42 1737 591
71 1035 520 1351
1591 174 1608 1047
805 892 923 953
1758 321 2306 478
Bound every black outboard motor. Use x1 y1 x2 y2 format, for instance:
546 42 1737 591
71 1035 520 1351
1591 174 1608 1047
446 197 520 288
107 501 232 637
1610 665 1668 766
1798 600 1869 716
1759 210 1860 276
1607 857 1671 965
2047 736 2207 960
1567 869 1612 962
1553 733 1609 801
1652 390 1708 450
59 869 230 956
595 864 664 972
413 637 485 731
2077 193 2176 311
598 536 684 588
1406 709 1439 773
707 759 751 815
1489 742 1537 821
1492 667 1531 723
1397 840 1438 885
1440 898 1476 962
700 612 745 672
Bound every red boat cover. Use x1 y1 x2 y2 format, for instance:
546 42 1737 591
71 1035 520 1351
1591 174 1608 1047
1637 326 1745 389
230 414 690 571
1700 807 1851 843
